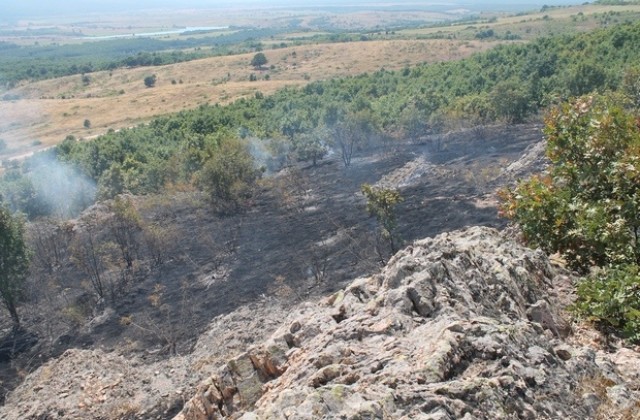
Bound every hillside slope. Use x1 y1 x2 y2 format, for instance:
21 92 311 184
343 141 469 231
176 226 640 419
2 227 638 419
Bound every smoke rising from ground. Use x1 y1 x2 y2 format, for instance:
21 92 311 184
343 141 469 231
23 154 96 219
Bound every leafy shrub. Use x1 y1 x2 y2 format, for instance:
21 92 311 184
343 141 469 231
501 93 640 341
197 137 261 213
500 94 640 272
144 74 157 88
573 265 640 342
361 184 403 253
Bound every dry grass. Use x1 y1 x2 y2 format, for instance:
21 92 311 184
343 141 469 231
577 373 640 420
0 39 499 159
402 4 640 40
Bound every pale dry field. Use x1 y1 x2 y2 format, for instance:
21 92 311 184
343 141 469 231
0 39 501 160
402 4 640 39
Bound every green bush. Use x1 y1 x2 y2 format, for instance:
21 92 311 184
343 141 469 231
144 74 157 88
500 94 640 342
500 94 640 272
573 265 640 342
196 137 261 213
361 184 403 253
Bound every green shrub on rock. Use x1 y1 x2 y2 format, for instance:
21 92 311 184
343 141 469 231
500 94 640 341
572 265 640 343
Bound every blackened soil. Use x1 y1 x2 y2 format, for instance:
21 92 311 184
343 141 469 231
0 123 545 401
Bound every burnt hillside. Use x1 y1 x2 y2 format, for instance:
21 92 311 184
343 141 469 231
0 123 544 401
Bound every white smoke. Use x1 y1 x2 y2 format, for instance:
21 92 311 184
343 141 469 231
28 153 96 219
245 136 290 174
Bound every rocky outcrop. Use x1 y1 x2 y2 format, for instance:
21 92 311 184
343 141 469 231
0 348 193 419
177 227 639 420
2 227 638 419
0 301 292 420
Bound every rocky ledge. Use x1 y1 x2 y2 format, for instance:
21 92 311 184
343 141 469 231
2 227 638 419
177 226 639 420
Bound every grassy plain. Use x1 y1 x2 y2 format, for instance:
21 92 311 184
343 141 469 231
402 4 640 40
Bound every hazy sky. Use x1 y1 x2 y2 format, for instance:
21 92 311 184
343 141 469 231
2 1 584 19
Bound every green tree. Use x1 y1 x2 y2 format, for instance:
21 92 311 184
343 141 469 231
144 74 157 88
197 137 261 213
293 128 329 166
622 65 640 108
500 95 640 271
399 103 430 142
334 111 376 168
97 165 126 200
0 205 30 329
489 80 532 124
361 184 404 254
251 52 268 69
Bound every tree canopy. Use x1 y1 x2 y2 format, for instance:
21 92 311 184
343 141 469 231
5 20 640 218
0 205 29 329
251 52 268 69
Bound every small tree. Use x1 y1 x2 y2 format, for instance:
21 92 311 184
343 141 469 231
83 119 91 129
197 137 261 213
251 53 268 70
293 131 328 166
108 196 142 269
500 95 640 271
500 94 640 341
144 74 157 88
71 221 107 300
334 111 376 168
0 206 30 329
361 184 403 256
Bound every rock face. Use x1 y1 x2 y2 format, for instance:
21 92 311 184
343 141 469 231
0 301 292 420
177 227 639 420
2 227 638 419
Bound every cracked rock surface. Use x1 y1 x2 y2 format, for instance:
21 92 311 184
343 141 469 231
2 227 638 419
177 226 639 419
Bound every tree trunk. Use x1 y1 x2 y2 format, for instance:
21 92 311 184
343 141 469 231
5 299 20 330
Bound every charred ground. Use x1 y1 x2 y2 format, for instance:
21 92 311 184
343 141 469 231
0 123 545 401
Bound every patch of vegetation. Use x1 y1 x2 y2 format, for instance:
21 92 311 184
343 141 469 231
0 28 282 87
0 205 29 329
361 184 403 256
196 137 262 214
144 74 157 88
572 265 640 343
4 21 640 221
500 94 640 342
500 95 640 271
251 52 268 69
